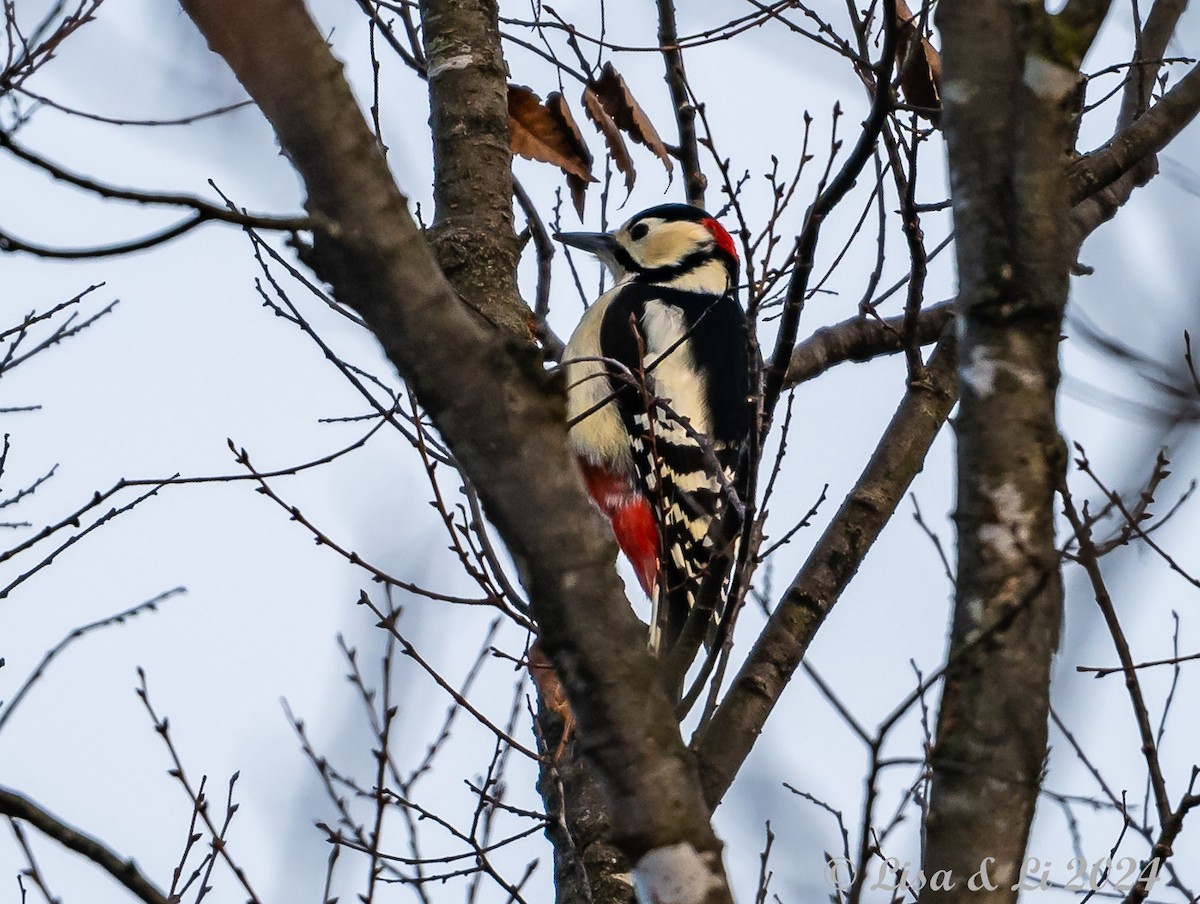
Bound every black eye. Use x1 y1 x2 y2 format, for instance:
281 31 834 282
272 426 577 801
629 223 649 241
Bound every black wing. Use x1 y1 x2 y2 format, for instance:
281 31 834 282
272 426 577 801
598 284 752 650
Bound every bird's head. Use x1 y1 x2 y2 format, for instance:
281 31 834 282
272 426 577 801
555 204 739 293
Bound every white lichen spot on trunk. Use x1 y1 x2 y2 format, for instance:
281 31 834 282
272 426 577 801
1023 55 1079 103
961 344 1041 398
963 595 984 628
961 344 999 397
940 78 975 106
428 52 479 78
634 843 723 904
977 481 1032 564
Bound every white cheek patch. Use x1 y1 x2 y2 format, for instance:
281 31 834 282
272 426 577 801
639 221 703 268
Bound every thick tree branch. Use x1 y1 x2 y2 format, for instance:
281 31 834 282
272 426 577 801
0 785 170 904
178 2 732 900
919 5 1076 898
536 702 633 904
693 328 958 809
1069 60 1200 209
785 299 955 386
1117 0 1187 130
1070 1 1196 242
419 0 527 339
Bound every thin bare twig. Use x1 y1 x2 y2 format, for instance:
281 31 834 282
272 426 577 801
0 587 185 732
1059 480 1172 829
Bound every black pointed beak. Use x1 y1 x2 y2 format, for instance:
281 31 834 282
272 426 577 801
553 231 620 257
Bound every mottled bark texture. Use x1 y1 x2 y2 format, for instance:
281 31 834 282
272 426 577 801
419 0 527 338
537 704 634 904
918 4 1090 899
178 2 732 902
919 2 1200 894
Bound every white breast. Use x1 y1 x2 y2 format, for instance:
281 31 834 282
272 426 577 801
563 287 634 472
640 300 711 437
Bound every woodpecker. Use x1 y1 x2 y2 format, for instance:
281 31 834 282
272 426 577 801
557 204 753 653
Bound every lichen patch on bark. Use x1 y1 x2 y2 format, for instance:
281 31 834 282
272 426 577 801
1023 55 1078 103
961 343 1040 398
633 843 724 904
429 52 480 78
977 480 1032 564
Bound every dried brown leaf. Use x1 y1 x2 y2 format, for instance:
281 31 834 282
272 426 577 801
527 640 574 761
895 0 942 122
592 62 674 175
582 85 636 194
508 83 595 182
549 93 597 217
567 173 589 219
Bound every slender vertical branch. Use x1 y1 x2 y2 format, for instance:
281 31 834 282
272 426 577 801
1059 482 1172 828
656 0 705 206
760 0 897 429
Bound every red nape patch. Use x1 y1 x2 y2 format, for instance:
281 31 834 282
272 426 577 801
578 460 659 597
701 217 738 261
